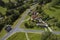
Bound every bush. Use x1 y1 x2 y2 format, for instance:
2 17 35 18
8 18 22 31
42 14 50 21
56 22 60 28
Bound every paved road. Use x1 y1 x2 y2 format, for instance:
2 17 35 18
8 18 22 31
13 28 60 35
1 4 38 40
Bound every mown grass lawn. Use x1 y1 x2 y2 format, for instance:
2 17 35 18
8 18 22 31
7 32 27 40
28 33 41 40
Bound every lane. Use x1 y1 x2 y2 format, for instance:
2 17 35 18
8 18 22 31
16 28 60 35
16 28 44 34
52 31 60 35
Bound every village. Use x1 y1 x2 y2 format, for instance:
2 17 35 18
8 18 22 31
0 0 60 40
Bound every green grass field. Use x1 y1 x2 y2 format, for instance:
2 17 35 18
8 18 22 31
7 32 26 40
43 4 60 21
28 33 41 40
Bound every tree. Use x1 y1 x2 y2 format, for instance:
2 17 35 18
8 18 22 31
24 21 34 28
0 12 4 17
0 0 5 7
6 10 19 24
56 22 60 28
5 17 12 25
38 0 51 5
5 1 16 9
42 14 50 21
30 0 33 3
0 23 5 32
19 4 30 13
15 0 24 6
6 10 14 16
10 12 19 22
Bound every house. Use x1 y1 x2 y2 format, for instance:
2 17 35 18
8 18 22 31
5 25 12 32
31 11 39 20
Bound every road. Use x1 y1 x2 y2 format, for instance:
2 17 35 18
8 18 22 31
1 4 38 40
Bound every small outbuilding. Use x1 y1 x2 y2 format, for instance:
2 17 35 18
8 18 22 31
5 25 12 32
